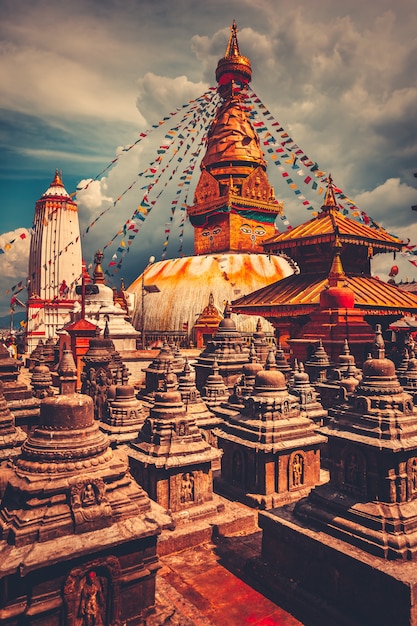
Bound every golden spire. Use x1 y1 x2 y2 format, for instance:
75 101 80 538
225 20 240 58
215 21 252 87
51 168 64 188
322 174 338 212
328 237 345 286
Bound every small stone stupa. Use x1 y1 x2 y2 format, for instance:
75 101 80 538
0 381 26 497
0 342 40 433
100 384 147 446
0 350 168 625
128 383 222 524
214 367 326 509
194 303 250 392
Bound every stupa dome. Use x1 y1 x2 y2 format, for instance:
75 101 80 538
362 355 396 380
128 253 291 335
254 369 287 393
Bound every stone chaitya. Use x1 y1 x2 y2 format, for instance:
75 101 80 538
257 325 417 625
81 334 129 420
30 356 55 399
193 303 249 392
0 381 26 497
0 343 40 433
214 367 326 509
289 360 327 427
138 340 184 406
0 349 170 625
176 358 222 450
128 384 222 523
100 383 146 447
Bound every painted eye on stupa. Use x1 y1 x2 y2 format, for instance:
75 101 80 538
254 227 266 237
240 224 252 234
202 230 211 237
212 227 221 235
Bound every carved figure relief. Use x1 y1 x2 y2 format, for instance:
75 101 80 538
232 449 244 485
290 452 305 489
78 571 105 626
342 448 366 497
64 557 121 626
70 479 112 526
177 421 188 436
180 472 195 504
409 458 417 496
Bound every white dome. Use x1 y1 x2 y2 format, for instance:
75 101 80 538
128 253 292 334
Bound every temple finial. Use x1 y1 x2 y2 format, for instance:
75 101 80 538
322 174 338 211
52 168 64 187
225 20 240 58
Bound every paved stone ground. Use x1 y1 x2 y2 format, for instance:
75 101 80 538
156 531 303 625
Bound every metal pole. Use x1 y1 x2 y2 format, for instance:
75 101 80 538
141 256 155 349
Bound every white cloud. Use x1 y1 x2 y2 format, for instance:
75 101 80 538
136 73 208 124
0 229 31 316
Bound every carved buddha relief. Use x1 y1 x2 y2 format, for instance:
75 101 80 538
180 472 195 504
290 452 305 489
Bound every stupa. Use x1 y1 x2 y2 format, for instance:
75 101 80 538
100 383 147 446
127 21 292 343
0 343 40 433
193 303 250 392
26 170 82 352
0 349 170 625
214 366 326 509
128 386 222 524
69 249 140 353
0 381 26 496
257 326 417 625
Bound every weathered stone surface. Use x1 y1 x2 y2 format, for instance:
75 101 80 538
0 349 169 625
214 367 326 509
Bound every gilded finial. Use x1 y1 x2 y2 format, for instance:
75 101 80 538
51 168 64 187
322 174 338 211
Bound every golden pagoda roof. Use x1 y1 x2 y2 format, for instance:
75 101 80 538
263 205 403 254
263 176 404 254
232 273 417 317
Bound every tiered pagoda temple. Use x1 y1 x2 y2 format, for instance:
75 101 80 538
232 177 417 365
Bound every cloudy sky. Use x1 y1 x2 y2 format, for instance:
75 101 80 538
1 0 416 318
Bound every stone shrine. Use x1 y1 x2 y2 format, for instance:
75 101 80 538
100 384 146 446
214 367 326 509
0 343 40 433
128 387 222 523
289 361 327 427
0 349 169 625
194 303 249 392
258 326 417 625
176 358 222 451
0 381 26 497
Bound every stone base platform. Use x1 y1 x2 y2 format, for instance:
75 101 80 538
158 494 258 557
253 503 417 626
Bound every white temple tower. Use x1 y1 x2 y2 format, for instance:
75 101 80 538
26 170 82 352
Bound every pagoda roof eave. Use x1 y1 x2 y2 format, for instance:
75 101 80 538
262 234 402 254
231 273 417 317
262 210 404 252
